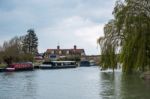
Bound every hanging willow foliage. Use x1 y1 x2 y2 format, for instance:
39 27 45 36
98 0 150 73
97 20 119 72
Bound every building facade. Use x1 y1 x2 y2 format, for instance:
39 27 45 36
44 45 85 61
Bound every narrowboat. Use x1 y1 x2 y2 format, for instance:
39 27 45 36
89 60 97 66
0 68 6 72
40 61 77 69
39 61 52 69
80 60 90 66
6 62 34 71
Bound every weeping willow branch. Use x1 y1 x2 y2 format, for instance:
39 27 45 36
98 0 150 73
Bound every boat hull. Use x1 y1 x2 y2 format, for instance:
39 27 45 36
8 62 34 71
40 61 77 69
80 61 90 67
0 68 6 72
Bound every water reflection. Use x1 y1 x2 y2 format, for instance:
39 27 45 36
120 74 150 99
99 71 121 99
100 71 150 99
0 67 150 99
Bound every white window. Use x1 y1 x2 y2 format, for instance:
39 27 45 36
51 51 54 54
81 52 85 56
59 51 62 54
66 50 69 54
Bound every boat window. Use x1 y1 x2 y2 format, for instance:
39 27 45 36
43 62 52 64
59 51 62 54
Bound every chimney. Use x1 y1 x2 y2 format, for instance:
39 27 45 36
74 45 77 50
57 45 60 50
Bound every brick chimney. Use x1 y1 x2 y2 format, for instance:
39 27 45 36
74 45 77 50
57 45 60 50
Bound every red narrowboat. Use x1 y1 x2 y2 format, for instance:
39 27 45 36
6 62 34 71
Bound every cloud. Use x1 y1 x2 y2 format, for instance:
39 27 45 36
0 0 116 55
74 24 104 46
37 16 104 55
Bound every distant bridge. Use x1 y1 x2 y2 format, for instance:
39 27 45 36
81 55 101 64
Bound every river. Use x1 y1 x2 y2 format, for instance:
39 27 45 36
0 67 150 99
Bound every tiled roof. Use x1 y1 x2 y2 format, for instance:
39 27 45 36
47 49 84 52
46 45 85 55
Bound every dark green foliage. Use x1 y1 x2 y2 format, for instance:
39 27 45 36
20 53 34 62
23 29 38 55
0 51 3 64
116 0 150 73
3 56 13 66
98 20 119 72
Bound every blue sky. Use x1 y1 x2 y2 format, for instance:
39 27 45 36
0 0 116 55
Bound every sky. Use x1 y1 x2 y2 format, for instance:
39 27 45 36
0 0 116 55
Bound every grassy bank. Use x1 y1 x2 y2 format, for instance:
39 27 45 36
0 64 7 68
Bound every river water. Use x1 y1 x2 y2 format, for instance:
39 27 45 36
0 67 150 99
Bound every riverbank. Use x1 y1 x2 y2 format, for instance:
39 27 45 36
0 64 6 72
0 64 7 68
141 71 150 80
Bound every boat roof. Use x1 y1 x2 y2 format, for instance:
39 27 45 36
12 62 32 64
52 61 76 63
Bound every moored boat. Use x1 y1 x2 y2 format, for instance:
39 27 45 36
80 60 90 66
39 61 52 69
6 62 34 71
40 61 77 69
0 68 6 72
6 67 15 71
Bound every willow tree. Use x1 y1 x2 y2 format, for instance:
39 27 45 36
98 0 150 73
98 20 120 72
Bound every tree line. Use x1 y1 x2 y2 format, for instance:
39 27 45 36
0 29 38 65
98 0 150 73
